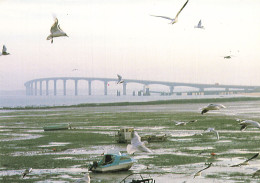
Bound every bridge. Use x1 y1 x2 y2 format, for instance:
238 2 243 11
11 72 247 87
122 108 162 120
24 77 260 96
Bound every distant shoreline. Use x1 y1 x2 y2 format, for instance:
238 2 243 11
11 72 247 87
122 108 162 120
2 96 260 110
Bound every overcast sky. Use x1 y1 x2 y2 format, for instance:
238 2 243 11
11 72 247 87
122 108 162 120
0 0 260 91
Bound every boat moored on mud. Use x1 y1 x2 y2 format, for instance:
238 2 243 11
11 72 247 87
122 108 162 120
88 152 136 173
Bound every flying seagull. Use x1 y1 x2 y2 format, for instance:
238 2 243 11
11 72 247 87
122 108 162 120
238 120 260 131
151 0 189 24
203 128 219 140
230 153 259 167
194 163 212 178
74 172 90 183
201 104 226 114
47 18 68 43
127 131 152 154
194 20 204 29
1 45 10 56
117 74 124 84
22 168 32 178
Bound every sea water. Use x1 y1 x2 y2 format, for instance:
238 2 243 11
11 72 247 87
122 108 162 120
0 93 246 108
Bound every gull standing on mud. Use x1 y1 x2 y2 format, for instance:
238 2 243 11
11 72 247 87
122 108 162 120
238 120 260 131
47 18 68 43
202 128 219 140
117 74 124 84
127 131 152 154
74 172 90 183
194 20 204 29
230 153 259 167
150 0 189 24
22 168 32 178
0 45 10 56
201 104 226 114
194 163 212 178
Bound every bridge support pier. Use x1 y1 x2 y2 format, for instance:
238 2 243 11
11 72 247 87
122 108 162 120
63 80 67 96
40 81 42 96
54 80 57 96
169 86 174 95
104 81 108 95
123 83 127 95
46 80 49 96
30 83 33 96
34 81 37 96
88 81 92 95
75 80 78 96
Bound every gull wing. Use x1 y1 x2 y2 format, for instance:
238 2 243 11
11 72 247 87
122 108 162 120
201 108 209 114
217 104 226 108
117 74 122 80
138 144 152 153
127 144 137 154
231 153 259 167
212 130 219 140
132 131 142 144
150 15 174 21
117 74 122 83
174 121 186 126
174 0 189 19
240 124 247 131
245 153 259 163
50 18 59 33
57 24 65 32
175 122 182 126
194 163 212 178
230 163 241 167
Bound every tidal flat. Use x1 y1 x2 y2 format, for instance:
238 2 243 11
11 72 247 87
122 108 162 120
1 98 260 182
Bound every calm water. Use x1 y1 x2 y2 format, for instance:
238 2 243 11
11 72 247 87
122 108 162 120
0 94 246 108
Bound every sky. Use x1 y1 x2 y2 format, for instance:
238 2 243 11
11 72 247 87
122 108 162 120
1 0 260 91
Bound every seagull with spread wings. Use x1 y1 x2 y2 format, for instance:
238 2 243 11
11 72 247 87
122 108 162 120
194 163 212 178
117 74 124 84
238 120 260 131
230 153 259 167
201 104 226 114
47 18 68 43
127 131 152 154
151 0 189 24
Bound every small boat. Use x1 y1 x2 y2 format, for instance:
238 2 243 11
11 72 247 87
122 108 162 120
89 152 135 172
119 173 155 183
115 128 134 143
43 123 71 131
